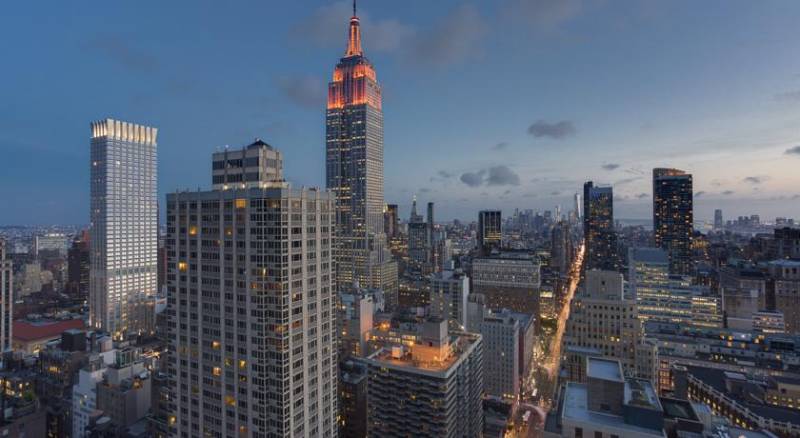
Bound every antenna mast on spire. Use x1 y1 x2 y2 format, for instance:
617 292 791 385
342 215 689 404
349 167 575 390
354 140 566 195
353 0 357 17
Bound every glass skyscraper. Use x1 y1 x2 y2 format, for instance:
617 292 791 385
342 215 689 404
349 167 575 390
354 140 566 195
583 181 617 271
326 5 397 299
653 168 694 275
89 119 158 340
477 210 502 256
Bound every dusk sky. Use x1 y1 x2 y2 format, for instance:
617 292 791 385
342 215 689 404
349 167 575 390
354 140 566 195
2 0 800 225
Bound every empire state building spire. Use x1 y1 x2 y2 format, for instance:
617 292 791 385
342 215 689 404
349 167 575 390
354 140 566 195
345 0 362 57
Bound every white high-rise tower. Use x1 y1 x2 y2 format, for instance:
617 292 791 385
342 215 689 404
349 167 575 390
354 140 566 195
89 118 158 340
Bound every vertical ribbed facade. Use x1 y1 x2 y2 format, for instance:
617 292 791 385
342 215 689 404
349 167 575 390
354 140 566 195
653 168 694 275
89 118 158 340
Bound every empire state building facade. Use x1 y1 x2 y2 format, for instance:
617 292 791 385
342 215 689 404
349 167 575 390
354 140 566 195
326 5 398 306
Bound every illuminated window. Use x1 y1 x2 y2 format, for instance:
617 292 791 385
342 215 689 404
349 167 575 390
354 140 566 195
235 199 247 209
178 262 187 272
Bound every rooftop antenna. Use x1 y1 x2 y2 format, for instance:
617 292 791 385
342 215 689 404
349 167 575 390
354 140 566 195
353 0 357 17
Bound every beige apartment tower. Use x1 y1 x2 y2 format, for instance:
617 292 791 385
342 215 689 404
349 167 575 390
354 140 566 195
166 141 337 437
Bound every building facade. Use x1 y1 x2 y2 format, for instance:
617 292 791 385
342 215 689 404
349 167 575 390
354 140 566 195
562 270 658 383
429 269 469 330
629 247 722 328
472 253 541 319
653 168 694 275
89 118 158 340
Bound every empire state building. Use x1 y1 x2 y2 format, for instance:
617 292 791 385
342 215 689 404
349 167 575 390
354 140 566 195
326 3 398 305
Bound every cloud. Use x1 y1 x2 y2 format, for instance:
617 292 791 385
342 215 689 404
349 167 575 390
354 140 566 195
277 75 326 109
695 191 706 198
528 120 576 139
437 170 453 179
743 176 768 184
636 193 648 199
419 187 432 194
601 163 620 171
492 142 510 151
87 35 158 73
775 90 800 102
460 171 485 187
550 191 561 196
785 146 800 156
290 1 414 53
721 190 735 196
523 193 537 198
615 176 643 186
460 165 520 187
487 165 520 186
411 3 487 66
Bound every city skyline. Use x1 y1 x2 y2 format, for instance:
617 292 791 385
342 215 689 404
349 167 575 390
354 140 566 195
3 1 800 225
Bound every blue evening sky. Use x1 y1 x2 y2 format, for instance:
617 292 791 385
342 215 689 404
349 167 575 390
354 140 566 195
2 0 800 225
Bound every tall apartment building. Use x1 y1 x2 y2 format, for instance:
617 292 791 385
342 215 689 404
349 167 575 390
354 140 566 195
429 268 469 330
653 168 694 275
34 233 68 257
0 239 12 352
408 201 430 270
562 270 657 383
773 227 800 259
325 4 397 298
383 204 398 239
478 210 502 255
769 260 800 334
714 209 724 230
719 264 767 319
67 231 91 296
89 118 158 340
472 252 541 319
629 247 722 328
583 181 617 271
361 320 484 437
166 142 337 437
480 310 520 400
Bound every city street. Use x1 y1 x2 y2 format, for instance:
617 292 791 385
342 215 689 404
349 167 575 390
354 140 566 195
516 242 585 436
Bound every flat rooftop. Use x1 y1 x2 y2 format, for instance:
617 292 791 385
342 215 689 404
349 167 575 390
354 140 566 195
365 333 480 378
561 384 665 437
624 378 662 411
586 357 624 382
